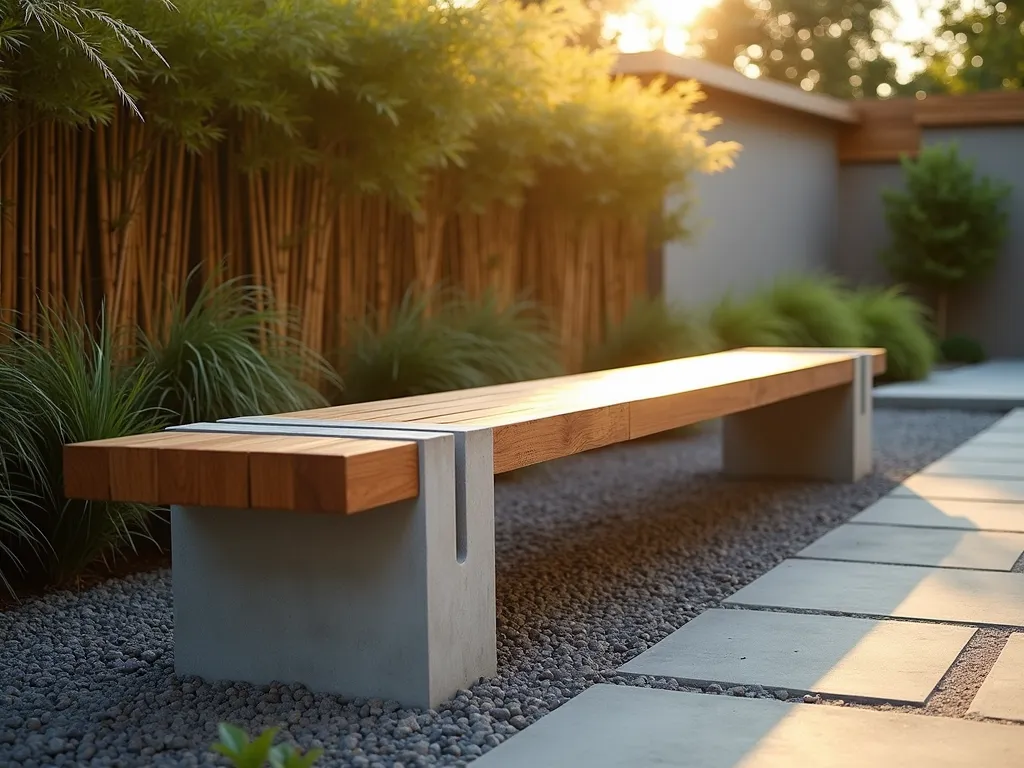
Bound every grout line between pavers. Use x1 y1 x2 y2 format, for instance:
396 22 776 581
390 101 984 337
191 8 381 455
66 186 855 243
791 554 1018 574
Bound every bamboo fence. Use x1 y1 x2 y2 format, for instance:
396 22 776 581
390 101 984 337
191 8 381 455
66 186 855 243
0 113 650 367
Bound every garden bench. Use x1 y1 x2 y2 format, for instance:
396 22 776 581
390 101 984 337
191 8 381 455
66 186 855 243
63 346 885 708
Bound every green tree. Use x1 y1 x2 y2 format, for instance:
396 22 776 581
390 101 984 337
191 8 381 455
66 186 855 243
880 143 1011 337
909 0 1023 94
690 0 898 98
0 0 166 121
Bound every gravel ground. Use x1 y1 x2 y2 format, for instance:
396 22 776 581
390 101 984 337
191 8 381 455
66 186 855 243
0 409 1000 767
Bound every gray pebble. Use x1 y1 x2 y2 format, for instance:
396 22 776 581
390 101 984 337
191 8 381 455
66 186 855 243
0 411 991 767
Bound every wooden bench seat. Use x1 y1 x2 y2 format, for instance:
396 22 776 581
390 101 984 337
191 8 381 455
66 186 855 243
62 346 885 708
66 347 885 511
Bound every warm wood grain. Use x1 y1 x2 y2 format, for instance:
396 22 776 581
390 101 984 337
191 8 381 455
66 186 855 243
65 347 886 510
64 432 420 514
838 98 919 163
839 91 1024 163
284 348 886 473
915 90 1024 127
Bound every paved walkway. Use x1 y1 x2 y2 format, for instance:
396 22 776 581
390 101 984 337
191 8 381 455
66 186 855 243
875 360 1024 410
474 409 1024 766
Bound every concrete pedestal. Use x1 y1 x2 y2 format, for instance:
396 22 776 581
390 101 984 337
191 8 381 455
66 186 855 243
723 353 873 482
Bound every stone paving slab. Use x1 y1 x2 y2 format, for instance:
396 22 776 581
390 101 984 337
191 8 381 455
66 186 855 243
796 523 1024 571
988 410 1024 431
894 475 1024 503
969 633 1024 722
618 609 973 705
873 362 1024 411
850 497 1024 533
923 459 1024 480
946 444 1024 463
472 685 1024 767
724 559 1024 627
967 429 1024 446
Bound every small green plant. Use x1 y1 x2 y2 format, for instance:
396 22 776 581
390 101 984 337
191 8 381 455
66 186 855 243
141 275 334 424
0 311 164 590
708 294 794 350
338 289 561 403
439 292 562 386
849 287 935 381
939 335 987 365
582 297 710 372
880 143 1011 338
212 723 321 768
766 277 865 348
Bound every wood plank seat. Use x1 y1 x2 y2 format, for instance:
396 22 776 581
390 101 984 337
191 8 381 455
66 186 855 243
62 346 885 709
66 347 886 509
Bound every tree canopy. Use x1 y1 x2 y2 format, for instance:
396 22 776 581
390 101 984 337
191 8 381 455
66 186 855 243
908 0 1023 94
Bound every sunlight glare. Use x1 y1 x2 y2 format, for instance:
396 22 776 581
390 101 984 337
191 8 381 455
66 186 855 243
605 0 721 56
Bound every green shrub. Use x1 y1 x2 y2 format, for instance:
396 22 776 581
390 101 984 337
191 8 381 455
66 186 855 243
582 298 710 372
338 290 561 403
4 0 735 223
0 312 164 590
440 293 561 386
880 143 1011 337
212 723 321 768
766 278 865 348
708 294 795 350
940 335 987 365
141 275 334 424
849 287 935 382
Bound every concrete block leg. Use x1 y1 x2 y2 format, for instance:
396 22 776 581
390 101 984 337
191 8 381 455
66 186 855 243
722 354 873 483
170 430 497 709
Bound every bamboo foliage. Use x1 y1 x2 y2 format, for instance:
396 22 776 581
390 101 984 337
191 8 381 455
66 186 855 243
0 118 653 369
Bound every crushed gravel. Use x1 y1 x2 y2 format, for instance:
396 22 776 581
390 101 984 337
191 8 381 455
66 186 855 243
0 408 1001 767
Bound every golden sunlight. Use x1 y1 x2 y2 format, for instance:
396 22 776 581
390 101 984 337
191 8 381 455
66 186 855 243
605 0 721 56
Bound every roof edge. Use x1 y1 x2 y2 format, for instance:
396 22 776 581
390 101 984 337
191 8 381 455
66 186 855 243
613 50 860 125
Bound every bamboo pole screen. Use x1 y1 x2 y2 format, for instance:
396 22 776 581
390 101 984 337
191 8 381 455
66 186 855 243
0 115 649 367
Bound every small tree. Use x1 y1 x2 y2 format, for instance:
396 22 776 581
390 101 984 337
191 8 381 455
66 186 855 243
880 143 1011 338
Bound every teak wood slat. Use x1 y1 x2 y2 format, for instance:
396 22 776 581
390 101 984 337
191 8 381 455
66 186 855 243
63 432 419 514
282 348 886 474
64 347 885 512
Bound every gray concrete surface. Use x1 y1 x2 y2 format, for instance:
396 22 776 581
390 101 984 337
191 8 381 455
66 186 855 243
875 361 1024 411
796 524 1024 571
969 633 1024 722
619 609 973 705
725 559 1024 627
895 475 1024 503
850 497 1024 533
472 684 1024 767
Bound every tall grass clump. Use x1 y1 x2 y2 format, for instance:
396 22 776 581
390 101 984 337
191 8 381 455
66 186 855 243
0 313 163 591
440 293 562 386
766 277 865 348
338 291 561 404
582 298 710 372
140 275 334 424
849 287 935 381
708 294 794 350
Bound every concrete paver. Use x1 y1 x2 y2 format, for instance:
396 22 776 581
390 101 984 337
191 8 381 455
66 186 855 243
968 633 1024 722
724 559 1024 627
796 523 1024 571
619 609 973 705
472 685 1024 767
850 497 1024 533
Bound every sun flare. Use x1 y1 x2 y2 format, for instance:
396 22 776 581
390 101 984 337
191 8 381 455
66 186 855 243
605 0 721 56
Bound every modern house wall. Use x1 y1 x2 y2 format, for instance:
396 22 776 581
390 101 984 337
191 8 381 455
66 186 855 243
618 52 1024 356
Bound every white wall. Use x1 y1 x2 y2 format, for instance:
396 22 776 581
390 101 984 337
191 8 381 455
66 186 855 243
663 95 841 310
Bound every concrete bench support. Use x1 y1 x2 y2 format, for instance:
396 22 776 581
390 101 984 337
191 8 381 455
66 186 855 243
723 353 873 483
169 423 497 709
